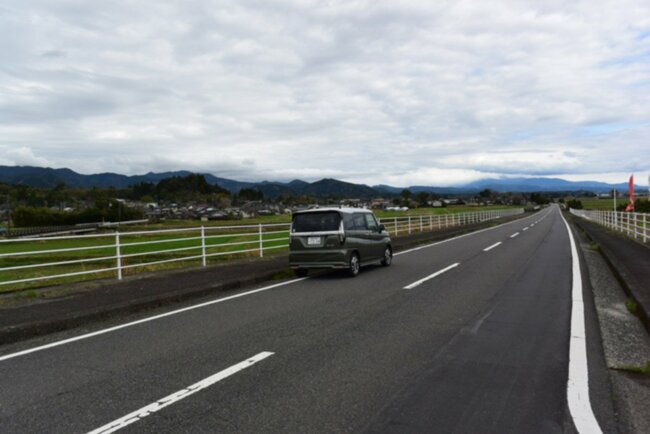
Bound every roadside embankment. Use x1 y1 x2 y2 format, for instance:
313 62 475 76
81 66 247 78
571 214 650 332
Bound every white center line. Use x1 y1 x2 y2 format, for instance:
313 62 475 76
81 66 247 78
510 232 519 238
404 263 460 289
483 241 502 252
523 227 529 231
87 352 274 434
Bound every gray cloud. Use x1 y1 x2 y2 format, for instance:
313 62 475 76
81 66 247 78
0 0 649 186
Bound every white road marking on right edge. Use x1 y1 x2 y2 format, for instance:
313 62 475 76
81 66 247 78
404 263 460 289
483 241 502 252
510 232 519 238
87 351 274 434
558 207 603 433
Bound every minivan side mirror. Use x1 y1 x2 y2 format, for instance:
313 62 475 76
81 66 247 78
378 224 386 232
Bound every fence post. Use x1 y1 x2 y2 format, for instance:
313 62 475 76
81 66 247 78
258 223 264 257
408 216 412 234
394 217 398 235
445 214 448 227
429 215 432 230
634 213 638 239
201 226 207 267
438 215 441 229
420 216 423 232
115 231 122 280
644 214 647 243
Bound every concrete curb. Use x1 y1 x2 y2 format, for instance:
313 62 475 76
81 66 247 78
571 215 650 333
0 213 531 345
0 268 287 345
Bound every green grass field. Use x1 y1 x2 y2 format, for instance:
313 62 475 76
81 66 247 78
577 197 627 210
0 205 518 293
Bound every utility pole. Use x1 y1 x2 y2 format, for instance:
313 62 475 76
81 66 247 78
613 188 617 228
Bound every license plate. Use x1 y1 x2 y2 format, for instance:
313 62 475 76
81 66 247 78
307 236 321 245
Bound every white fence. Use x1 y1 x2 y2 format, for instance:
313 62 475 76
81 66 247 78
0 208 523 290
570 209 649 243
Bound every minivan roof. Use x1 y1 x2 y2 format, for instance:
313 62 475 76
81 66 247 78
292 207 373 215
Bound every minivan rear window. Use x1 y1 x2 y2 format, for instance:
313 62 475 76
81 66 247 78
292 211 341 233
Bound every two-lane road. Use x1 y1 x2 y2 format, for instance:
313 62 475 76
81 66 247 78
0 206 611 433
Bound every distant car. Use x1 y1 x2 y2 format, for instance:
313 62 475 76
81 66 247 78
289 208 392 277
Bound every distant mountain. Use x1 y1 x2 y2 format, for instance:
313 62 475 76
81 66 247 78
0 166 641 197
0 166 382 198
462 177 639 193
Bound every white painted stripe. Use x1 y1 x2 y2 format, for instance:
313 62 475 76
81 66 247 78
559 208 603 433
0 280 305 363
510 232 519 238
87 352 274 434
394 209 550 257
523 227 529 231
404 263 460 289
483 241 502 252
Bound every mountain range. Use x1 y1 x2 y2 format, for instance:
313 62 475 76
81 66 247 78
0 165 642 198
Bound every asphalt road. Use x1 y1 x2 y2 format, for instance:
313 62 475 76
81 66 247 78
0 205 613 433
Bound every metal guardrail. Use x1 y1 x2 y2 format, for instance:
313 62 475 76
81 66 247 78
0 208 523 290
570 209 649 243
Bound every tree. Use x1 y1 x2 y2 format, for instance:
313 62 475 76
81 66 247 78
237 188 264 202
567 199 583 209
530 193 550 205
415 191 430 206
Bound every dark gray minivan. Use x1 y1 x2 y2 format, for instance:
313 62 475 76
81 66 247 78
289 208 392 277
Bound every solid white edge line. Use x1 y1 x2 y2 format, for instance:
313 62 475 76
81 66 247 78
394 208 550 257
483 241 502 252
403 263 460 289
558 207 603 433
0 279 306 363
510 232 520 238
86 351 274 434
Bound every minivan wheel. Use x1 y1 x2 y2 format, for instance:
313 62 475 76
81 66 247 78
348 253 360 277
295 268 308 277
381 246 392 267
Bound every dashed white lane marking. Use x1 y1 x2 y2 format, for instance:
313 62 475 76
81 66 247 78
558 208 603 433
394 209 551 257
510 232 520 238
0 280 305 363
87 352 274 434
483 241 502 252
523 227 529 231
404 263 460 289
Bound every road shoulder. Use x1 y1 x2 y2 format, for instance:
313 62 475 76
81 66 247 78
571 215 650 433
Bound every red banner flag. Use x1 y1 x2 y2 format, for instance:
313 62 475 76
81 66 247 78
625 175 635 212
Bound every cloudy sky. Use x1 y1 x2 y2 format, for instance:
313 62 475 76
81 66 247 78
1 0 649 186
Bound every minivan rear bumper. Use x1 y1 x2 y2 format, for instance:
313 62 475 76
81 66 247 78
289 249 349 269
